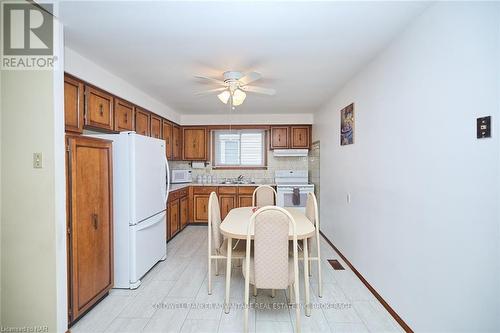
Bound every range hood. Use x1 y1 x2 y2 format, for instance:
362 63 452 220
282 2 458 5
273 149 309 157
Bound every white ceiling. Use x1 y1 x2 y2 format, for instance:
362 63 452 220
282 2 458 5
59 1 430 115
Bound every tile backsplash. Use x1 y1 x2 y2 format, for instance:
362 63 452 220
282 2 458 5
169 151 308 184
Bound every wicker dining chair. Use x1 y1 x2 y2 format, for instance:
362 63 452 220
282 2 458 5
300 192 322 298
207 192 246 295
252 185 277 207
243 206 301 333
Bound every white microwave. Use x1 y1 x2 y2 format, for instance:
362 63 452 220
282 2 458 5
171 169 192 184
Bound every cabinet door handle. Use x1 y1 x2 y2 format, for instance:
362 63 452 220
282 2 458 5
124 113 128 123
92 213 98 230
99 104 103 116
278 134 281 141
299 133 302 141
203 204 207 213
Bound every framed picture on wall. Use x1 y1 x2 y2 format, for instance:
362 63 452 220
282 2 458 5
340 103 355 145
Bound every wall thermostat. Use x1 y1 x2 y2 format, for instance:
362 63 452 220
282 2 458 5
477 116 491 139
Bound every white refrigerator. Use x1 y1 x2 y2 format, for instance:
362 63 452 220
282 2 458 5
89 132 170 289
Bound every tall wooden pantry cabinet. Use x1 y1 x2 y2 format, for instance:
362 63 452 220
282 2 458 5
66 135 114 323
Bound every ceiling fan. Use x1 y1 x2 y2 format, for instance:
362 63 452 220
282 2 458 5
195 71 276 109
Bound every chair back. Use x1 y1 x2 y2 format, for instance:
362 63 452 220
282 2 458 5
208 192 223 251
245 206 299 290
305 192 319 229
252 185 277 207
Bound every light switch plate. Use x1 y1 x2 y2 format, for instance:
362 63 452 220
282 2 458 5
33 153 43 168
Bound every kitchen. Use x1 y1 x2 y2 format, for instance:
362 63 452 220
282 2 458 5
65 72 319 326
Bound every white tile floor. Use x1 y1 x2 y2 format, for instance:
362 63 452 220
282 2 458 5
70 226 404 333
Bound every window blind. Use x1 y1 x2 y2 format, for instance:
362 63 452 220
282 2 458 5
213 130 265 167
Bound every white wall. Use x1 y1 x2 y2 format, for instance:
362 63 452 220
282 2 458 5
181 113 313 125
0 47 2 326
65 47 181 123
314 2 500 331
1 3 66 331
1 66 60 332
53 15 68 333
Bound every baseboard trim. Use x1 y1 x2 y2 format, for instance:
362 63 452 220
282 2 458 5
319 230 413 333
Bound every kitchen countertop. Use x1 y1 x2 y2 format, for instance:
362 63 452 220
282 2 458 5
169 182 276 192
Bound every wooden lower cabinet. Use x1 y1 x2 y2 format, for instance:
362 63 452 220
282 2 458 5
168 199 180 239
180 196 188 229
191 186 217 223
167 187 189 241
237 186 257 207
66 135 114 324
193 195 209 222
238 195 253 208
219 186 238 220
220 194 237 220
190 186 262 222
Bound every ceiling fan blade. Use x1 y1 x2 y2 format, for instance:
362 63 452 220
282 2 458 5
241 85 276 95
194 75 226 85
195 87 227 95
238 72 262 85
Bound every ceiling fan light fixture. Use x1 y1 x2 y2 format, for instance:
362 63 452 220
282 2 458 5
217 90 231 104
232 89 246 106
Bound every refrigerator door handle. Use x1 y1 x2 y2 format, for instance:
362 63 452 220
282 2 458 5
135 212 165 231
165 156 170 204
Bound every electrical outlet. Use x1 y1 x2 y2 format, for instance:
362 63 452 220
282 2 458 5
33 153 43 169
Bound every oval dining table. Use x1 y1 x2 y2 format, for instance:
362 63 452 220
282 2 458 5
219 206 316 316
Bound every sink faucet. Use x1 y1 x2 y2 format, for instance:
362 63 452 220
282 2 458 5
237 175 244 181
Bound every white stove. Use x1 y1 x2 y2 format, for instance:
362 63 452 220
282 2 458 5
275 170 314 212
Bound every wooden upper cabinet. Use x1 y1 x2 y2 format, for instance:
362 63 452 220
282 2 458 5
150 114 162 139
113 98 135 132
85 86 114 131
290 126 310 148
64 75 85 133
172 125 181 160
135 108 150 136
162 120 173 159
270 126 289 149
183 127 207 160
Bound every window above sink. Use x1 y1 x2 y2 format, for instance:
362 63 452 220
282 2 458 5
212 129 267 169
